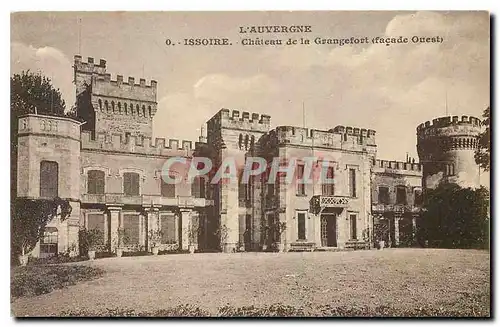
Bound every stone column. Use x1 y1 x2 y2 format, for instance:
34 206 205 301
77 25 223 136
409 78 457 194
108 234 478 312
108 205 122 252
393 214 401 247
180 209 191 250
143 206 160 251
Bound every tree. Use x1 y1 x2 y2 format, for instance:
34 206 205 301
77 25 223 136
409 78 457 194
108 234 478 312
12 197 72 259
475 106 490 171
419 183 489 249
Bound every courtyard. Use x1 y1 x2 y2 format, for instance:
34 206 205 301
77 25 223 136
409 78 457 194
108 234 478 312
11 248 490 317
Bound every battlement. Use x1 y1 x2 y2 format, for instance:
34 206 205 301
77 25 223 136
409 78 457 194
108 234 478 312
207 108 271 133
74 55 107 75
81 130 194 157
373 159 422 173
329 125 376 138
92 72 157 104
273 125 376 151
417 115 481 132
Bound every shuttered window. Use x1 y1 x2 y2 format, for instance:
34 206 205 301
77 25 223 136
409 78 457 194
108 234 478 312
40 161 58 198
88 170 105 194
123 172 140 196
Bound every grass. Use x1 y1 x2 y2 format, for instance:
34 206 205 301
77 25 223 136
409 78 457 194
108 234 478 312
11 264 105 300
11 249 490 317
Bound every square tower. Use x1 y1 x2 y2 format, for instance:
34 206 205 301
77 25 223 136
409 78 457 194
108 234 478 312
73 55 158 138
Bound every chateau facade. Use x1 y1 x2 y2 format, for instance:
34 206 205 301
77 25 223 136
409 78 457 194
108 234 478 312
16 56 482 257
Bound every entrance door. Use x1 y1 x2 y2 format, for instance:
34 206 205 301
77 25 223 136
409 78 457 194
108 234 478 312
320 214 337 247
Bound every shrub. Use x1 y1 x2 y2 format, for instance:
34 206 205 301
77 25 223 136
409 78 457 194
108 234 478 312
11 265 104 299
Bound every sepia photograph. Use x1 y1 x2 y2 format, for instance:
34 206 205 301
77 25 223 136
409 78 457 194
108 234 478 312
10 10 490 318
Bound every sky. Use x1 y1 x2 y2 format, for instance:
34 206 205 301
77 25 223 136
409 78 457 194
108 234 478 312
11 11 490 169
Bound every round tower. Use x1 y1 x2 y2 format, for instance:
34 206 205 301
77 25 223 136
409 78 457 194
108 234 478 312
416 115 482 189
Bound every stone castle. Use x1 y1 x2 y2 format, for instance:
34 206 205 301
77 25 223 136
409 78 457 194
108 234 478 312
16 55 483 257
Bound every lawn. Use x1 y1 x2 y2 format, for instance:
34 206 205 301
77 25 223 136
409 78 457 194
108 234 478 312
11 248 490 317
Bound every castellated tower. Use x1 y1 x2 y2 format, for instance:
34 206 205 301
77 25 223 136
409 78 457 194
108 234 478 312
417 115 482 189
73 55 158 138
206 109 271 252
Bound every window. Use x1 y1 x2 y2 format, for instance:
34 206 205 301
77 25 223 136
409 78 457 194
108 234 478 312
148 106 152 117
40 161 58 198
122 214 139 245
118 102 122 114
349 214 357 240
297 212 306 240
111 101 115 112
124 103 128 114
40 227 58 257
378 186 390 204
160 214 176 244
87 170 105 194
98 99 102 110
322 166 334 196
191 176 205 198
414 189 423 206
123 172 140 196
142 105 146 117
297 164 305 195
349 168 356 197
105 100 109 111
396 186 407 205
87 214 105 244
161 176 176 197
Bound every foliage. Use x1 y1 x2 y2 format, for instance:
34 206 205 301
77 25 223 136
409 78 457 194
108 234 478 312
215 224 229 249
373 219 390 243
474 106 490 171
80 228 105 252
116 228 131 248
12 197 72 257
188 218 200 245
271 221 287 238
11 71 67 117
419 183 489 249
148 229 163 248
58 300 489 317
11 265 104 299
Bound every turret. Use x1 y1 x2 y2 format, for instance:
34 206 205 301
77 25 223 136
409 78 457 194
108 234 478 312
416 115 482 189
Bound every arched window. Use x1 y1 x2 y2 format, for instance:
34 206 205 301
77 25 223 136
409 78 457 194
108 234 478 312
87 170 105 194
136 104 140 115
124 103 128 115
105 100 109 111
148 106 152 117
118 102 122 114
98 99 102 110
123 172 140 196
40 161 58 198
142 105 146 117
130 103 134 115
111 101 115 112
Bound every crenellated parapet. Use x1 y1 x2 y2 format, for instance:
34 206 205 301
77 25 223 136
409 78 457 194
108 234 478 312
92 74 157 104
417 115 481 132
207 108 271 133
81 130 194 157
273 125 376 152
372 159 422 174
417 115 482 158
330 125 376 138
74 55 107 75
